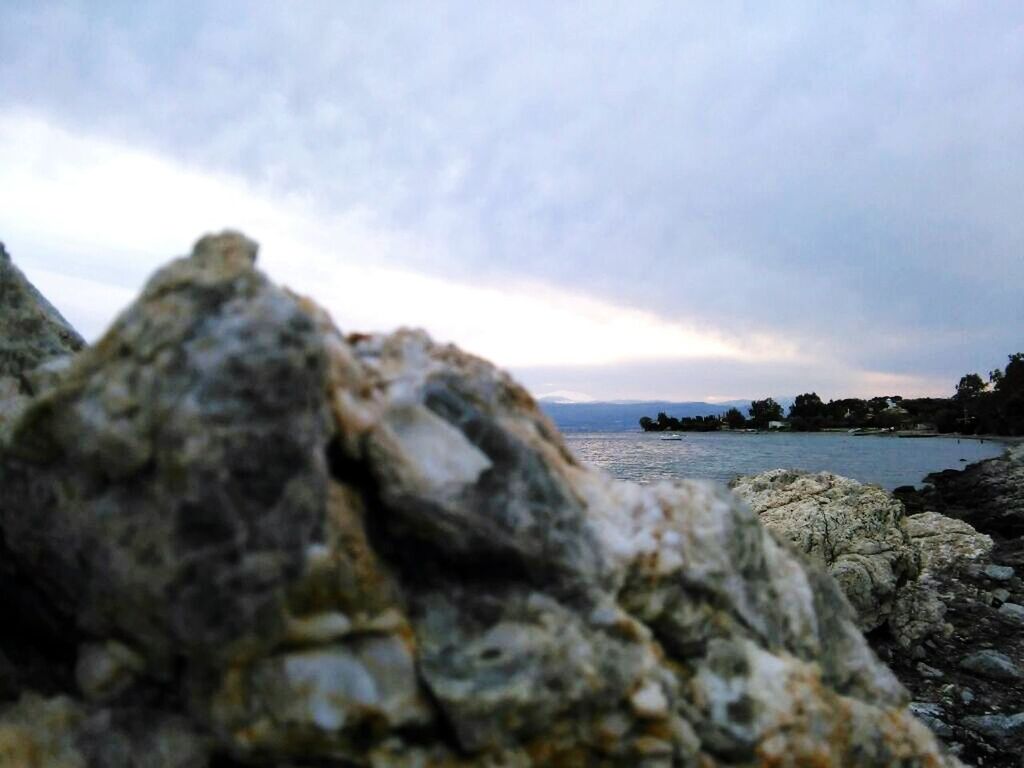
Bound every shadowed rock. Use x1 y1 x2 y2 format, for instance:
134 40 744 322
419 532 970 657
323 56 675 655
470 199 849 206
920 446 1024 540
0 233 958 766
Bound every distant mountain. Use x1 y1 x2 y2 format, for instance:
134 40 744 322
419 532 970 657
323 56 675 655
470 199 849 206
539 397 796 432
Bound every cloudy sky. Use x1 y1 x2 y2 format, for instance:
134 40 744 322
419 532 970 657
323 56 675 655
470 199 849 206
1 2 1021 402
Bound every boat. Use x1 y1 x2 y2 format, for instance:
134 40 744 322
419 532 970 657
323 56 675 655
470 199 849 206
659 435 684 441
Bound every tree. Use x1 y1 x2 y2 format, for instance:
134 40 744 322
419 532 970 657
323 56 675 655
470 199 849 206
724 407 746 429
997 353 1024 395
788 392 826 431
748 398 783 429
954 373 986 402
639 416 654 431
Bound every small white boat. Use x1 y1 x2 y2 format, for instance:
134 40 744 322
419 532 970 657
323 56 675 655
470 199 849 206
660 435 684 441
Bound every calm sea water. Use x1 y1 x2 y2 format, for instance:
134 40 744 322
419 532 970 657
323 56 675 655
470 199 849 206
564 431 1005 490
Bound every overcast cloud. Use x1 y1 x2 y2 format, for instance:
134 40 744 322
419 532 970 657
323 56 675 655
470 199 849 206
1 1 1021 401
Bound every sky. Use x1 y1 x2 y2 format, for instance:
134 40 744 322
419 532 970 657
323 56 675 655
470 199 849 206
1 2 1021 403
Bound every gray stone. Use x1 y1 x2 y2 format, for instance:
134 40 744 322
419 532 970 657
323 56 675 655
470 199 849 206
960 688 975 705
984 564 1016 582
959 649 1024 681
998 602 1024 626
0 232 960 767
994 588 1011 603
909 702 954 739
962 712 1024 751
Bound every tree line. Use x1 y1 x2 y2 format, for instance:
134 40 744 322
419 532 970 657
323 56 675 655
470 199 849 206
639 352 1024 435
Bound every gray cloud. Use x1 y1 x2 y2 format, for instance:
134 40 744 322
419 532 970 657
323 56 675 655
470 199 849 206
1 1 1022 396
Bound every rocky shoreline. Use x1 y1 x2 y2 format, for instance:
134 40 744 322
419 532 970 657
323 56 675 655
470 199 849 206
732 449 1024 766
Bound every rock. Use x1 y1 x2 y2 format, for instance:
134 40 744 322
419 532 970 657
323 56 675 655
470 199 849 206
994 588 1011 603
75 641 145 703
958 650 1023 681
887 578 949 650
0 692 207 768
904 511 993 576
0 232 958 766
909 702 954 739
960 688 975 705
962 712 1024 751
984 564 1015 582
921 446 1024 539
915 663 944 679
998 603 1024 626
730 470 920 633
0 241 85 381
0 244 84 440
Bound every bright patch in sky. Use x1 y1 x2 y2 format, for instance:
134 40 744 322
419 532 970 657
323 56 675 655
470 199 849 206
0 112 801 372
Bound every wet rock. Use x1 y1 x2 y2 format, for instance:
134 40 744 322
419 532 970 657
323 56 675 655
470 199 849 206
958 650 1023 682
0 232 958 766
730 470 920 633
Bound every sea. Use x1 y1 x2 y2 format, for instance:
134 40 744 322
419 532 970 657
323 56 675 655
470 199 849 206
563 431 1004 490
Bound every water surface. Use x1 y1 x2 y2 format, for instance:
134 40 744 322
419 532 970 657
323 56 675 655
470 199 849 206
564 431 1004 490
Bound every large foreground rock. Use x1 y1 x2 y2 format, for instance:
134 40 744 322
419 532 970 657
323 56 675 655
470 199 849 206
0 233 956 766
730 470 921 634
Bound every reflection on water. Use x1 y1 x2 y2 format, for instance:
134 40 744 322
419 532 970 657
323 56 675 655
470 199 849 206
564 431 1004 490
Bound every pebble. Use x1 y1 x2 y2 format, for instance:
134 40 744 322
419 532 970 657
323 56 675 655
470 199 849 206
916 662 944 679
993 588 1011 604
961 688 975 705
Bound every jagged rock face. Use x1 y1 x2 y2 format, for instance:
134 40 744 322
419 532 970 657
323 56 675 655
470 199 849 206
921 446 1024 539
0 241 84 381
0 233 957 767
0 242 85 434
730 469 921 634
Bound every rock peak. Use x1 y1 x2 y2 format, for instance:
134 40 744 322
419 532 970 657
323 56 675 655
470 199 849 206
190 230 258 267
0 242 85 380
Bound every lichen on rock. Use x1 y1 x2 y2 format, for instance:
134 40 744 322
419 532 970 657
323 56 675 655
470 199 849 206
0 232 959 766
